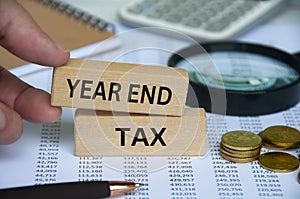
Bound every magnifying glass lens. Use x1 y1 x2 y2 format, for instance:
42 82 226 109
169 42 300 115
175 51 299 91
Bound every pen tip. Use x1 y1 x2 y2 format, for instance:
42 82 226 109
135 183 144 188
109 181 144 197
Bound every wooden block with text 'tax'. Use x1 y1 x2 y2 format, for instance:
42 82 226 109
74 108 206 156
51 59 188 116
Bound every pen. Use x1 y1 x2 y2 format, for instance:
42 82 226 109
0 181 143 199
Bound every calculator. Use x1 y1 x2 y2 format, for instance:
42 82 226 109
118 0 286 41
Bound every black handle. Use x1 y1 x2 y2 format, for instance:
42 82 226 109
294 52 300 59
0 181 110 199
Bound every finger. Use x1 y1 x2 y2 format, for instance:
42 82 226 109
0 0 69 66
0 66 62 123
0 102 23 145
15 87 62 123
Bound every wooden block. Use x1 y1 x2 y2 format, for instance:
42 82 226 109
51 59 188 116
74 108 206 156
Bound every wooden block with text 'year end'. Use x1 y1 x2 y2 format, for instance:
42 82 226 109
74 108 206 156
51 59 188 116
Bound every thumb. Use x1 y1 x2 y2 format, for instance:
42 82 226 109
0 103 23 145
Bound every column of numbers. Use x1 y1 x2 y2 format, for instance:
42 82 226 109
251 164 283 198
168 157 197 198
214 162 243 198
78 157 103 181
123 157 150 198
34 120 61 184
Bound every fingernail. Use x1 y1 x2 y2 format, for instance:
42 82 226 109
0 108 7 130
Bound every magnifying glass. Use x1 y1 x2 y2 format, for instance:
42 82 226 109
168 42 300 116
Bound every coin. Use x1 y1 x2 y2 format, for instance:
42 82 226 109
220 143 261 158
261 126 300 148
258 152 299 173
221 131 262 151
220 150 260 163
261 140 291 150
260 130 300 149
259 131 292 150
295 141 300 149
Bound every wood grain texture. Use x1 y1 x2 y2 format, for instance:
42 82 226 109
74 108 206 156
51 59 189 116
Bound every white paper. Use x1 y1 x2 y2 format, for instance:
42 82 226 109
1 27 300 199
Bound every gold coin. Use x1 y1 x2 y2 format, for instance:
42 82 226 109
221 131 262 151
261 126 300 147
220 143 261 158
260 131 299 149
220 151 260 163
261 140 291 150
258 152 299 173
259 132 292 150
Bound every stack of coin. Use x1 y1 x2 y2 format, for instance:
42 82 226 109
220 131 262 163
259 125 300 150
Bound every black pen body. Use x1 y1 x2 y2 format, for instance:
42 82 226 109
0 181 110 199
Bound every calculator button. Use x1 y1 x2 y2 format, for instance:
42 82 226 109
120 0 286 40
183 18 203 28
163 13 182 23
205 19 230 32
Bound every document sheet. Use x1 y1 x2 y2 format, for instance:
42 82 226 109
1 26 300 199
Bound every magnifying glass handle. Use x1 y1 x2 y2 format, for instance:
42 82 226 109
293 52 300 59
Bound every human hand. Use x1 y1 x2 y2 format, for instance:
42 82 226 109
0 0 70 144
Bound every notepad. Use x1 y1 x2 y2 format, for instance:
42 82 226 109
0 0 115 69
